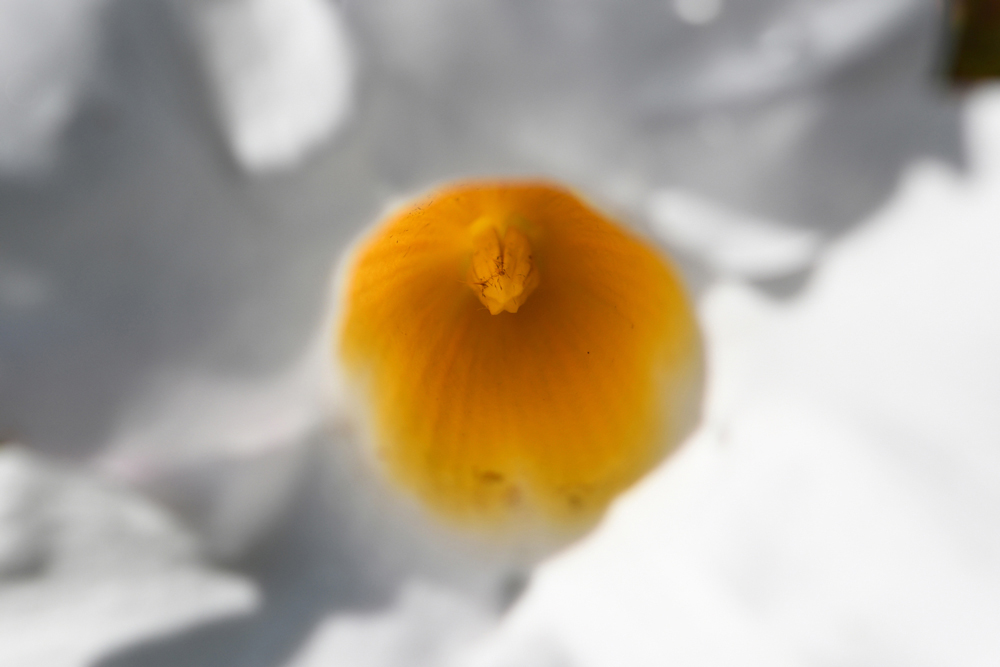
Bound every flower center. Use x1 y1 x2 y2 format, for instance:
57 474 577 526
466 218 540 314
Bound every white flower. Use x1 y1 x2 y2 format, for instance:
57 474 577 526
7 1 999 667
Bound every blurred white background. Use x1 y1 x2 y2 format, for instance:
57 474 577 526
4 0 1000 666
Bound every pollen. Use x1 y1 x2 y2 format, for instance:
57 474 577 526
467 221 540 315
335 181 702 538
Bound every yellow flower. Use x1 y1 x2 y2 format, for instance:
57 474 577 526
335 180 703 540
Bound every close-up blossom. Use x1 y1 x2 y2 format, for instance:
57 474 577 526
2 1 1000 666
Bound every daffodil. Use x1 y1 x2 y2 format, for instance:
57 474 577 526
335 180 703 539
3 2 983 667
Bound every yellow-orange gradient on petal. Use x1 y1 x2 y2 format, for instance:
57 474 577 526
336 181 702 536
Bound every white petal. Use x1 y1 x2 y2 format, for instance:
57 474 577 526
190 0 354 172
